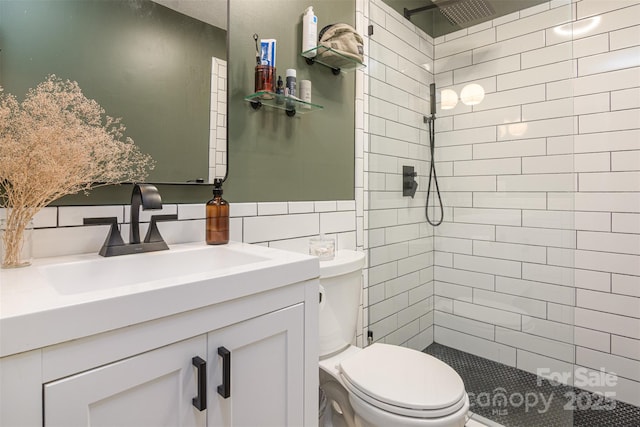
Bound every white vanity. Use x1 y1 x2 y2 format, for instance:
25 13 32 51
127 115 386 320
0 242 319 427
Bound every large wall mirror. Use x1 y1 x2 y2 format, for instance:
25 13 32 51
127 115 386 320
2 0 356 205
0 0 227 203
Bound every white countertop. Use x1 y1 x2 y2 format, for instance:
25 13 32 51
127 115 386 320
0 241 319 357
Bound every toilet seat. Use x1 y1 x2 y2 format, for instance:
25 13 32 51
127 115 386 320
348 390 469 427
338 343 467 419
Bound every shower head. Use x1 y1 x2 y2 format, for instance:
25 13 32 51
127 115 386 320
433 0 495 26
404 0 496 28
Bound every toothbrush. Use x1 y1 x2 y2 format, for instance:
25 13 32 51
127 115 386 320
253 34 260 65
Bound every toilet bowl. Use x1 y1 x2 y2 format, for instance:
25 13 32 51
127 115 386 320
318 250 469 427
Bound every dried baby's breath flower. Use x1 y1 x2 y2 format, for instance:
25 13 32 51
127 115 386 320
0 75 154 267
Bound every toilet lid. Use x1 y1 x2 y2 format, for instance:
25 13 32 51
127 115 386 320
319 250 365 279
339 344 466 416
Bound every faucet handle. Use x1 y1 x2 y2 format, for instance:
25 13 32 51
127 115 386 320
83 217 125 256
144 214 177 244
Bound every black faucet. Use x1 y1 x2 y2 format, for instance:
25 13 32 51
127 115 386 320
83 183 177 257
130 183 162 244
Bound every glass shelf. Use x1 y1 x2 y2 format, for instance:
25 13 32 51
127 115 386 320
301 45 366 74
244 91 324 116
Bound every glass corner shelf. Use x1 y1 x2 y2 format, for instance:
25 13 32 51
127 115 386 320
301 45 366 75
244 91 323 117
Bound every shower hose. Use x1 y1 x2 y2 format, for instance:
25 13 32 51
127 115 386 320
426 115 444 226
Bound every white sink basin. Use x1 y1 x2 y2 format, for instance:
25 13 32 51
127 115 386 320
39 244 269 295
1 241 319 358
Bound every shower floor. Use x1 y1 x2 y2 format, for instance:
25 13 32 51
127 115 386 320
424 343 640 427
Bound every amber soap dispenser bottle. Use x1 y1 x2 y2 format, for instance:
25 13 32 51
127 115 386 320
206 179 229 245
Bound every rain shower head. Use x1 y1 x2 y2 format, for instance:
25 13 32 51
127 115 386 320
434 0 495 26
404 0 496 27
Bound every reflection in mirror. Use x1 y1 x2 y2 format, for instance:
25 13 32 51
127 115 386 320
0 0 227 184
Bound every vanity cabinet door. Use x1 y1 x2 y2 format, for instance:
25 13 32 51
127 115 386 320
207 303 305 427
44 335 208 427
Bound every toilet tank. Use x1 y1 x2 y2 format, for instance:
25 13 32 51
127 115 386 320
318 250 366 358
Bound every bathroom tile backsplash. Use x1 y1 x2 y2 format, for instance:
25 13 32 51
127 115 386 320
16 200 357 259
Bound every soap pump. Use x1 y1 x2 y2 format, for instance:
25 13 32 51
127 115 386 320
206 179 229 245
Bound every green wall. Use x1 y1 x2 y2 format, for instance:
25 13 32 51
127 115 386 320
0 0 226 184
225 0 356 202
1 0 356 205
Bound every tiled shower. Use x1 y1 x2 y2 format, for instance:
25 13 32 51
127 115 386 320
362 0 639 411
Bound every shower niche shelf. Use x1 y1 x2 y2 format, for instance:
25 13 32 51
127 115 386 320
301 45 365 75
244 91 323 117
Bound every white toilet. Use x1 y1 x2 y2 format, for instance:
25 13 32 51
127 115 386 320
318 250 469 427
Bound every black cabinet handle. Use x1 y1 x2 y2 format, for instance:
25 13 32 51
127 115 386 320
192 356 207 411
217 346 231 399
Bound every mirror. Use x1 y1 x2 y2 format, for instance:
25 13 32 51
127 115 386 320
0 0 227 185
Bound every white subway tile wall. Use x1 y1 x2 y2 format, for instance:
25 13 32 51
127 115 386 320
363 0 640 408
426 0 640 406
364 0 436 352
16 201 357 260
209 57 227 181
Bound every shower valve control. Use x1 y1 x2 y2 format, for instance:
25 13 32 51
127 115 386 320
403 165 419 198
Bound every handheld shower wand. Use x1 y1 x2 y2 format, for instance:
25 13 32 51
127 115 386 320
430 81 436 119
426 83 444 226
